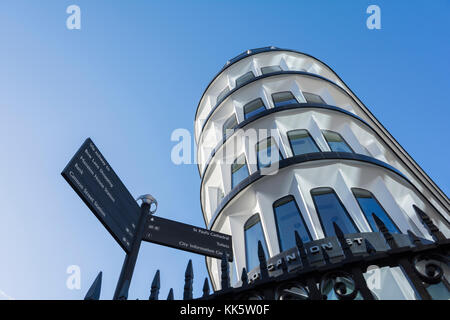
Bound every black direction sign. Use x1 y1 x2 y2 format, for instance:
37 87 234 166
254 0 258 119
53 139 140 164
143 216 233 261
62 138 140 253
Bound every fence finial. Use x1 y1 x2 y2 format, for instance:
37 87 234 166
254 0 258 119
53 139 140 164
84 271 102 300
413 205 445 241
167 288 174 300
407 229 423 246
333 222 354 258
280 257 288 274
295 231 310 268
364 238 376 255
321 246 331 264
241 268 248 286
221 253 230 290
372 213 398 248
183 260 194 300
117 279 130 300
202 278 210 298
257 240 269 280
149 270 160 300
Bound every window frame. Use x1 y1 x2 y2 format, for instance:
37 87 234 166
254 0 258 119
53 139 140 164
271 91 299 108
235 71 256 87
287 129 321 156
272 195 312 252
261 65 282 75
243 98 266 120
223 114 238 139
302 92 326 105
217 86 230 104
231 154 249 189
310 187 360 237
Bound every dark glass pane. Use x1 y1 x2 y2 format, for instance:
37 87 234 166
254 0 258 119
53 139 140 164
272 91 298 107
303 92 325 104
311 188 358 237
353 189 399 233
256 138 283 169
261 65 282 75
274 197 310 251
288 130 320 155
245 215 269 271
236 71 255 87
223 114 238 138
323 130 353 153
244 98 266 120
217 86 230 104
231 155 249 188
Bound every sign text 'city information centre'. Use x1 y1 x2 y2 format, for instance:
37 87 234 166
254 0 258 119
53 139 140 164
61 138 232 260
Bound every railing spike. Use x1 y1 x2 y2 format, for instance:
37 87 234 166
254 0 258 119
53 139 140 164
202 278 210 297
149 270 160 300
372 213 398 248
333 222 354 258
407 230 423 246
321 246 331 265
257 240 269 280
117 279 130 300
413 205 446 241
221 252 230 290
295 231 310 268
183 260 194 300
280 257 288 274
84 271 102 300
167 288 174 300
241 268 248 286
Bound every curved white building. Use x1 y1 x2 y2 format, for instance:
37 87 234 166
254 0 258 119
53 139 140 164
195 47 450 299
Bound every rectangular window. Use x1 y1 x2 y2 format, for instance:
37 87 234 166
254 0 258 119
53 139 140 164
231 155 249 189
243 98 266 120
311 188 359 237
322 130 354 153
352 188 400 234
303 92 326 104
261 65 282 75
244 214 269 271
217 87 230 104
287 129 320 155
273 196 311 251
272 91 298 108
256 138 283 169
235 71 255 87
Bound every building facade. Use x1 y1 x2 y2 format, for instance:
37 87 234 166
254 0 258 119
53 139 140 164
195 47 450 300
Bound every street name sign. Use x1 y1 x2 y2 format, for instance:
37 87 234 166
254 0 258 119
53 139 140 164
62 138 140 253
143 216 233 261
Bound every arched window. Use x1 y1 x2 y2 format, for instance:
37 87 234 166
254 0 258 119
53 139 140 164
273 196 311 251
231 154 249 189
272 91 298 108
223 114 238 139
311 187 359 237
243 98 266 120
322 130 354 153
352 188 400 233
236 71 255 87
287 129 320 156
244 214 269 271
255 137 283 169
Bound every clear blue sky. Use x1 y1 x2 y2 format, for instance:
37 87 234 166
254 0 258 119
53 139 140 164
0 0 448 300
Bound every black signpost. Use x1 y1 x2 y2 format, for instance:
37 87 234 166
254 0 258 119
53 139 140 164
62 138 233 300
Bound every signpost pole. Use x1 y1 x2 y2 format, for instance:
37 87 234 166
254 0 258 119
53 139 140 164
113 200 150 300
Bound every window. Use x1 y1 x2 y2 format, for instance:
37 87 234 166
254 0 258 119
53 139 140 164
311 187 359 237
231 155 249 189
256 137 283 169
322 130 354 153
223 114 238 139
243 98 266 120
287 129 320 155
272 91 298 108
303 92 326 104
236 71 255 87
244 214 269 271
261 65 282 74
273 196 311 251
352 188 400 234
217 86 230 104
